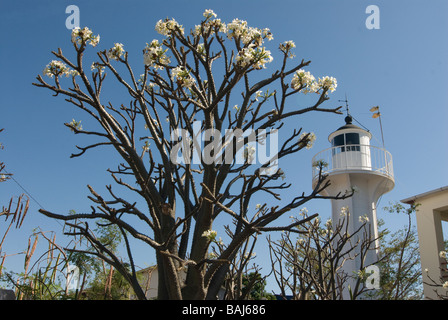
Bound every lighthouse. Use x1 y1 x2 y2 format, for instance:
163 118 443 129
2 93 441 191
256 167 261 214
311 114 394 297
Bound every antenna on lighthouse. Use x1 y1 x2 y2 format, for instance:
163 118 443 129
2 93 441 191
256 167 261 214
338 94 350 116
338 95 370 132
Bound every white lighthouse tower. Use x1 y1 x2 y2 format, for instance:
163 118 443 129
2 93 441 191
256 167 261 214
311 114 394 297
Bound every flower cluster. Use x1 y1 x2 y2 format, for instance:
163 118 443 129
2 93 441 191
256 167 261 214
143 40 170 70
171 66 196 89
291 69 318 93
202 229 218 241
43 60 71 78
71 27 100 47
69 119 82 132
279 40 296 58
91 62 105 75
235 45 273 70
107 43 125 61
359 215 370 223
138 74 158 91
318 76 338 93
291 70 338 94
203 9 217 19
194 19 227 37
142 140 151 152
227 19 273 45
155 18 184 36
299 132 316 149
340 206 349 217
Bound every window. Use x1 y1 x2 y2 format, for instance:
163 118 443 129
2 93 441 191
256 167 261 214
345 133 360 151
332 134 345 147
332 133 360 153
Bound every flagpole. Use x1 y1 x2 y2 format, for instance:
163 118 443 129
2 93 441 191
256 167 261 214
378 112 385 149
370 106 385 149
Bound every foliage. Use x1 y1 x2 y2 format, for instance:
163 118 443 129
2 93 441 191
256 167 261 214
241 272 275 300
371 203 423 299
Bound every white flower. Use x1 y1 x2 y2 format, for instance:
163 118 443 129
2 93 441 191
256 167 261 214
359 215 370 223
279 40 296 58
235 46 273 70
69 69 80 77
255 204 262 209
443 281 448 289
194 17 227 36
143 40 170 69
197 43 206 56
318 76 338 93
262 28 273 41
439 251 447 259
203 9 217 19
227 18 248 40
91 62 105 74
277 168 286 180
171 66 196 89
107 43 125 61
69 119 82 132
71 27 99 47
299 132 316 149
299 207 308 217
142 140 150 152
340 206 349 217
291 69 317 93
202 229 218 241
244 252 256 259
89 34 100 47
227 19 272 46
155 18 184 36
43 60 71 78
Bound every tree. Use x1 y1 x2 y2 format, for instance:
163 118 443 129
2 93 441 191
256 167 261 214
373 203 423 300
33 9 345 300
268 206 380 300
267 203 425 300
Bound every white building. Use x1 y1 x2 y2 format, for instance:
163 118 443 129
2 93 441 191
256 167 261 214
312 115 395 298
401 186 448 300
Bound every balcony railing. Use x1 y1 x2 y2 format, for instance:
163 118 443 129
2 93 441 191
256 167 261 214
312 144 394 182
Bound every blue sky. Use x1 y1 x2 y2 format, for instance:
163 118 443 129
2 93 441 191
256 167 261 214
1 0 447 293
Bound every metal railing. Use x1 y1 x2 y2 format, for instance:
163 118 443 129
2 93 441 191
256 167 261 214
312 144 394 182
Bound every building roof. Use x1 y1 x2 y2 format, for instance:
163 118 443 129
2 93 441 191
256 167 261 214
328 114 372 142
400 186 448 204
336 115 364 131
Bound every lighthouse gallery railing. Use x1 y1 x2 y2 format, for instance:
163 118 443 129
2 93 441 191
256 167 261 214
312 144 394 182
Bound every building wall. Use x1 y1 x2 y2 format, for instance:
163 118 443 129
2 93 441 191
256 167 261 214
402 187 448 300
